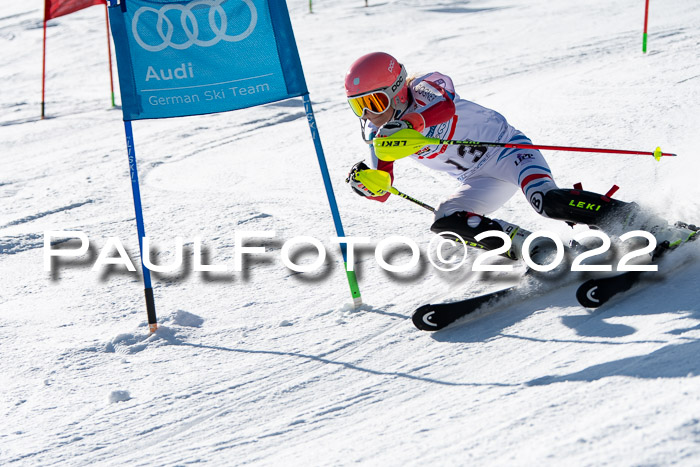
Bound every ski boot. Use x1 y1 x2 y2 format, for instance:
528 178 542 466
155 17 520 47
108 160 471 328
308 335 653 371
430 212 555 265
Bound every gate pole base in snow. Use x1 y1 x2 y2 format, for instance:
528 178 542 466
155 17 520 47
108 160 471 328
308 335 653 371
123 120 158 333
302 94 362 308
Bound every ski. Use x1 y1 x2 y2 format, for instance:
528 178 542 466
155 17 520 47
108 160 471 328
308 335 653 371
576 222 698 308
412 286 517 331
576 271 644 308
411 241 585 331
411 244 581 331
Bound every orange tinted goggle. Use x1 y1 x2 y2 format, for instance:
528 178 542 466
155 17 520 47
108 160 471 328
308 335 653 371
347 91 390 117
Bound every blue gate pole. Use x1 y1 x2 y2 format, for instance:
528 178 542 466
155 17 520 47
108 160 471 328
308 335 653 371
124 120 158 332
302 94 362 307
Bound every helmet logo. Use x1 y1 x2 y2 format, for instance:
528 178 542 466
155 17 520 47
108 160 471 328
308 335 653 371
391 74 404 93
353 77 360 85
388 59 395 73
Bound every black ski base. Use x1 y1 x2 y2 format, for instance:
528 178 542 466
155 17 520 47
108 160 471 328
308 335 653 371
576 271 643 308
575 225 699 308
412 286 515 331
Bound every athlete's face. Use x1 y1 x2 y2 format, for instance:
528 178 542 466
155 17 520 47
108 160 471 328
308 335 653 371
363 104 394 127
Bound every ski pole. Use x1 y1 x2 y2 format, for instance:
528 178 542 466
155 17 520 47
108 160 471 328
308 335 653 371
373 129 677 162
355 169 436 213
390 187 436 213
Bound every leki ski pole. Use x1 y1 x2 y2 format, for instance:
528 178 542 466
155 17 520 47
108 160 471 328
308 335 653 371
373 129 677 162
355 169 436 213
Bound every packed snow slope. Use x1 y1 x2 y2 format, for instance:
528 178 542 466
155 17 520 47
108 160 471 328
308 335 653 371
2 0 700 465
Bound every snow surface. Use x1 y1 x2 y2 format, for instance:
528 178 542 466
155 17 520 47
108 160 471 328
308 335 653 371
2 0 700 464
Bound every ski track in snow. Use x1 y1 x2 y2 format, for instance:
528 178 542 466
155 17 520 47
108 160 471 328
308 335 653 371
1 0 700 465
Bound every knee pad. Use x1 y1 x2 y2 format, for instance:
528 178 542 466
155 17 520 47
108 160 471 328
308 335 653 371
541 188 631 227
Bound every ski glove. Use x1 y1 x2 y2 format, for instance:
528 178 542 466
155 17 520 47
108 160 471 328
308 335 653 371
376 120 413 139
346 161 385 198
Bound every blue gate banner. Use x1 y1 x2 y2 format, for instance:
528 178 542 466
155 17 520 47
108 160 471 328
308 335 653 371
108 0 308 120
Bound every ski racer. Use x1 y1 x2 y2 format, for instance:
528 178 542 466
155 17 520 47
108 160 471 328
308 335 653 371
344 52 696 261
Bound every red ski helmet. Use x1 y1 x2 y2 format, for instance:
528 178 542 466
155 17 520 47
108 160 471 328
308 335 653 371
345 52 408 117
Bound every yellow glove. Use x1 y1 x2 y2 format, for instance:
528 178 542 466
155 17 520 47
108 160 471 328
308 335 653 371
346 161 391 197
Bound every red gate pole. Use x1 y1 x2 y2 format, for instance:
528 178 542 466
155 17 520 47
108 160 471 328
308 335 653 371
41 0 48 119
643 0 650 53
104 3 115 107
